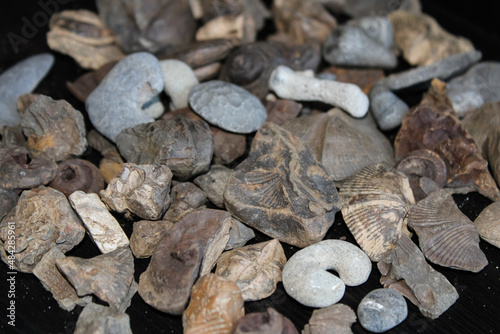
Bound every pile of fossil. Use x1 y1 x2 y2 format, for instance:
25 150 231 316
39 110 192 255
1 0 500 333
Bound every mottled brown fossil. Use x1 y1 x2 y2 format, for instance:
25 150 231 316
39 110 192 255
302 303 356 334
233 308 298 334
48 159 104 197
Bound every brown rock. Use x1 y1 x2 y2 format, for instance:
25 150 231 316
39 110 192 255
75 302 132 334
0 187 17 222
0 187 85 273
162 182 207 222
232 308 298 334
21 95 87 162
1 124 26 148
194 165 232 208
193 62 222 81
130 220 174 258
486 127 500 187
33 247 91 311
17 93 40 116
86 129 124 183
265 99 302 125
389 10 475 66
474 201 500 248
183 273 245 334
66 61 117 103
211 127 247 165
320 66 385 94
48 159 104 197
56 246 136 312
302 304 356 334
160 39 234 69
138 209 232 314
226 219 255 251
216 239 286 301
224 122 340 248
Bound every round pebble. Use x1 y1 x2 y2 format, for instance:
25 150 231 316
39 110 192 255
188 80 267 134
357 288 408 333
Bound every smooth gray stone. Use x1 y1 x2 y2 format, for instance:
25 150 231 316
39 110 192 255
447 62 500 117
323 26 397 69
358 288 408 333
86 52 164 142
189 80 267 133
347 16 394 49
370 51 482 130
0 53 54 128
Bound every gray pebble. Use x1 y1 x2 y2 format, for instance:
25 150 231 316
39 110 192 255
86 52 164 142
357 288 408 333
189 80 267 133
323 26 397 69
347 16 394 49
0 53 54 128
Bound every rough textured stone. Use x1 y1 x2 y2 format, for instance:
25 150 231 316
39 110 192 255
357 288 407 333
86 52 164 142
320 66 385 94
116 115 213 180
323 26 397 69
162 182 207 222
182 273 245 334
194 165 231 208
87 129 124 183
347 16 394 49
225 219 255 251
474 201 500 248
302 304 356 334
75 302 132 334
33 247 91 311
100 163 173 220
160 39 233 69
216 239 286 301
0 187 85 273
233 308 298 334
159 59 199 109
0 53 54 128
224 122 340 247
282 240 371 307
130 220 174 258
68 191 129 254
56 246 136 312
269 66 369 118
21 95 87 162
189 80 267 133
0 187 17 222
16 93 40 116
48 159 104 197
378 234 458 319
462 102 500 157
138 209 232 314
211 127 247 164
265 99 302 125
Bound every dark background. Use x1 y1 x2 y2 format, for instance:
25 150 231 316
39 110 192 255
1 1 499 333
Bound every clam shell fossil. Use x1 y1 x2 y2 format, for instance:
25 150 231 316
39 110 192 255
474 201 500 248
340 163 415 261
407 189 488 272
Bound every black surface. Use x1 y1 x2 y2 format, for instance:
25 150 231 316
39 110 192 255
1 1 500 333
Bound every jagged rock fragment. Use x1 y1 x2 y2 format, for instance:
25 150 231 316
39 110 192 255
162 182 207 222
303 303 356 334
74 302 132 334
225 219 255 251
233 308 298 334
194 165 231 208
474 201 500 248
130 220 174 258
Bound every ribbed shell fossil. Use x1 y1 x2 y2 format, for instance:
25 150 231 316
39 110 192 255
408 189 488 272
340 163 415 261
474 201 500 248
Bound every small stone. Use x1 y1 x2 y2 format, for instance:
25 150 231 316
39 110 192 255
100 163 173 220
302 303 356 334
56 246 137 312
21 95 87 162
196 14 253 44
68 191 129 254
182 273 245 334
193 62 222 81
86 52 164 142
74 302 132 334
486 127 500 187
320 66 385 94
86 129 124 183
269 66 369 118
474 201 500 248
347 16 394 49
162 182 207 222
66 61 117 103
225 219 255 251
265 99 302 125
17 93 40 116
189 80 267 133
357 288 407 333
159 59 199 109
216 239 286 301
141 95 165 119
211 127 247 164
130 220 174 258
0 53 54 128
116 115 213 180
0 187 17 222
160 39 234 70
48 159 104 197
33 247 91 311
323 26 397 69
0 187 85 273
138 209 232 314
194 165 232 208
233 308 298 334
462 102 500 157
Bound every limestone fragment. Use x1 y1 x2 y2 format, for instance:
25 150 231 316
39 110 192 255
302 304 356 334
462 102 500 157
182 273 245 334
194 165 231 208
162 182 207 222
474 201 500 248
130 220 174 258
74 302 132 334
69 191 129 254
216 239 286 301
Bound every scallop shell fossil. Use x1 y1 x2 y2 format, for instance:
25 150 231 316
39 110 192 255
407 189 487 272
340 163 415 261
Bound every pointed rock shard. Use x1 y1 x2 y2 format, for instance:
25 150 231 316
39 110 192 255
216 239 286 301
340 163 415 261
138 209 232 314
233 308 298 334
474 201 500 248
303 303 356 334
378 234 458 319
56 246 136 312
182 274 245 334
408 189 487 272
75 302 132 334
224 122 340 248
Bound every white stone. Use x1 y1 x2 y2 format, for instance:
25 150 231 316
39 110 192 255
159 59 199 110
69 191 129 253
269 65 369 118
282 239 372 308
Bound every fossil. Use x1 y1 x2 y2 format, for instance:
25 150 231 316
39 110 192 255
474 201 500 248
130 220 174 258
265 98 302 125
303 303 356 334
461 101 500 157
74 302 132 334
162 182 207 222
233 308 298 334
194 164 232 208
48 159 104 197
